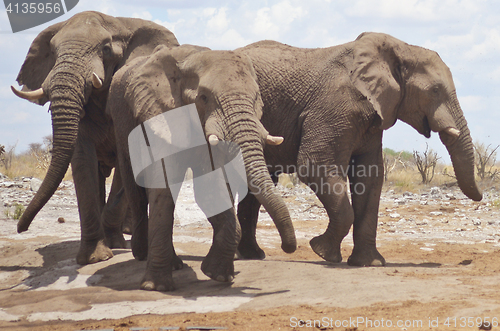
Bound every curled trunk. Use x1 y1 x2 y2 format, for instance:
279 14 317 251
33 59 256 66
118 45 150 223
17 71 84 232
221 101 297 253
439 94 482 201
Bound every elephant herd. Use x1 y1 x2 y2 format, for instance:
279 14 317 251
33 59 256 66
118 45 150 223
12 11 482 291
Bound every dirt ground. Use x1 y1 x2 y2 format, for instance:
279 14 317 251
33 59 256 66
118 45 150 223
0 178 499 331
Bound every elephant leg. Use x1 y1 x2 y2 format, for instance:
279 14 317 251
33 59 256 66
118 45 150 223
140 188 176 291
236 172 279 260
122 205 133 235
347 146 385 266
237 190 265 260
307 173 354 263
202 208 241 282
117 153 148 261
101 166 127 249
72 135 113 265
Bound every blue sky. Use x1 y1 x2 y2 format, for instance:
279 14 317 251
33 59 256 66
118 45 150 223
0 0 498 163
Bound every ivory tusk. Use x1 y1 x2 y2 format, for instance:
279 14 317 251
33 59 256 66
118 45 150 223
92 72 103 89
266 135 284 145
444 127 460 138
208 135 219 146
11 86 45 101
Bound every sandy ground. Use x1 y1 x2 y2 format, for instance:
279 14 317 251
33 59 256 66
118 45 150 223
0 177 499 331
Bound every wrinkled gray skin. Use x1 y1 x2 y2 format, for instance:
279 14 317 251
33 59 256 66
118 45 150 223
235 32 482 265
107 45 297 291
12 11 179 265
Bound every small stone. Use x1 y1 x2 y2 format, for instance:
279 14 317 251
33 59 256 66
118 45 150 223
430 187 441 195
395 198 406 205
57 217 65 223
389 213 401 219
472 219 482 226
430 211 443 216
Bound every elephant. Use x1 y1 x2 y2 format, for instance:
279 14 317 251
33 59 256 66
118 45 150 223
234 32 482 266
11 11 180 265
105 44 297 290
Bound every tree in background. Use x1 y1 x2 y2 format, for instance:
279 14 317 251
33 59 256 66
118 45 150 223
413 143 440 184
474 142 499 180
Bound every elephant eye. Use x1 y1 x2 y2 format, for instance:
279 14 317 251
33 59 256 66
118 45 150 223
102 46 112 57
199 95 208 104
432 86 440 94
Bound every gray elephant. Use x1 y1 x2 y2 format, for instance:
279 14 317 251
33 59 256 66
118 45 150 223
11 11 179 265
106 44 297 290
234 32 482 266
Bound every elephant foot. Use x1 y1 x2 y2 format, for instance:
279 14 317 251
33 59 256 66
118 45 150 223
347 245 386 266
140 267 175 292
122 224 132 235
236 241 266 260
173 253 184 270
76 239 113 265
201 250 235 282
131 221 148 261
103 225 127 249
122 217 132 235
309 235 342 263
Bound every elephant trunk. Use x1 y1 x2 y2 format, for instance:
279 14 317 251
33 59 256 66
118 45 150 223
439 93 482 201
215 99 297 253
17 69 85 232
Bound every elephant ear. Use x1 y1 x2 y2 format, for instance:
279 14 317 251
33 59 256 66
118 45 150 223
124 45 206 123
116 17 180 66
16 20 66 105
350 32 403 130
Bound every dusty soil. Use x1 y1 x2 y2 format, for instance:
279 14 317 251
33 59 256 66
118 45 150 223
0 176 499 331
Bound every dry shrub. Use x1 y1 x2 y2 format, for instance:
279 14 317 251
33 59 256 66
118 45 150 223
0 140 72 181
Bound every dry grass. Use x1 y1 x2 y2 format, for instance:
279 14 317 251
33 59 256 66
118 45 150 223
0 150 72 181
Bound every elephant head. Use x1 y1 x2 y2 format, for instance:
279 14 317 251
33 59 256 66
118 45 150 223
12 11 179 233
123 45 296 253
350 32 482 201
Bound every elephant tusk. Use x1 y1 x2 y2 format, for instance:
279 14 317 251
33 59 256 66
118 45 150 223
11 86 45 101
266 135 284 145
208 135 219 146
92 72 103 89
444 127 460 138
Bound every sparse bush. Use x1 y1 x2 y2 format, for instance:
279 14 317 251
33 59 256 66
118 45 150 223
4 203 26 220
383 148 413 182
0 137 72 180
474 142 499 180
413 144 440 184
0 143 17 173
13 204 25 220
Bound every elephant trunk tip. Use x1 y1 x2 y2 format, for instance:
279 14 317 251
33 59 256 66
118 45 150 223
17 219 30 233
281 241 297 254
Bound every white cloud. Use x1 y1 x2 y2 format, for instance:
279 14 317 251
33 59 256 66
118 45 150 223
251 0 306 40
206 28 251 50
464 28 500 61
132 11 153 20
345 0 480 21
206 7 229 33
